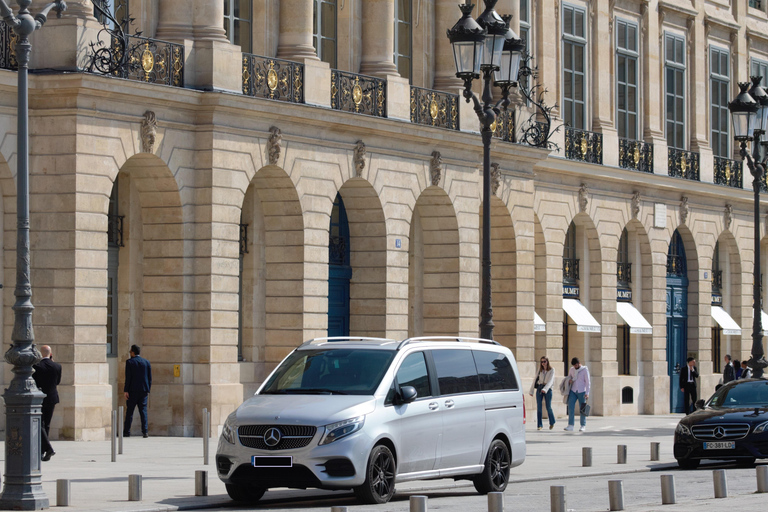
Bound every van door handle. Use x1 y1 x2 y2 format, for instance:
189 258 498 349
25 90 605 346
444 399 455 408
429 402 439 410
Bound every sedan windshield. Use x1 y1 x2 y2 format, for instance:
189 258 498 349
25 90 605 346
708 380 768 408
260 348 396 396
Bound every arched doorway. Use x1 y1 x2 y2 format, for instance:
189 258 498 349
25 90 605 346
328 193 351 336
666 230 689 413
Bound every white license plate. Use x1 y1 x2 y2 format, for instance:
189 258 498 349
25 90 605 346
252 456 293 467
704 441 735 450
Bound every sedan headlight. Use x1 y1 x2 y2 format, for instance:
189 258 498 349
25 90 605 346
221 417 237 445
319 416 365 446
753 421 768 434
675 423 692 436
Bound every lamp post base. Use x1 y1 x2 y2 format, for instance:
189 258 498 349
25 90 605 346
747 356 768 379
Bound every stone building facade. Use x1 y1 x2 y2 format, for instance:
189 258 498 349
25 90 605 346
0 0 764 439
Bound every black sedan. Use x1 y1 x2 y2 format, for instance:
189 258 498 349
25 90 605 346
674 378 768 469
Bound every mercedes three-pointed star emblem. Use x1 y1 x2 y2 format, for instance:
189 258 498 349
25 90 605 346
713 426 726 439
264 427 282 447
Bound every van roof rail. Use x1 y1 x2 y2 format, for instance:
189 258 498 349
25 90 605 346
397 336 500 349
302 337 398 347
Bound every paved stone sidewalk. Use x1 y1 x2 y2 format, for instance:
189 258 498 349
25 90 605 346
0 414 686 511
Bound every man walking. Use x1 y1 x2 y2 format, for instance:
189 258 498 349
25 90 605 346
123 344 152 437
564 357 590 432
723 354 735 384
32 345 61 461
679 357 698 414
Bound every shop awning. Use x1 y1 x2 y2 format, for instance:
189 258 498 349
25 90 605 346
616 302 653 334
563 298 601 333
712 306 742 336
534 312 546 332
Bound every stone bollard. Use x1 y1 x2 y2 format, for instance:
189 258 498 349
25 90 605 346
713 469 728 498
128 474 142 501
195 470 208 497
550 485 566 512
56 479 70 507
331 507 347 512
608 480 624 511
582 447 592 467
650 442 660 461
488 492 503 512
757 465 768 493
410 495 428 512
111 410 117 462
617 445 627 464
660 475 676 505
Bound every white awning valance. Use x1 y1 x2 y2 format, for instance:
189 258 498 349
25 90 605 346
616 302 653 334
563 298 601 333
534 311 546 332
712 306 742 336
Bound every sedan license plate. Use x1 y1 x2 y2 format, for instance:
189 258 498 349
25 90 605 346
252 456 293 467
704 441 735 450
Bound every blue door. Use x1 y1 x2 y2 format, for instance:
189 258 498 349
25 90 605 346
666 231 688 413
328 194 351 337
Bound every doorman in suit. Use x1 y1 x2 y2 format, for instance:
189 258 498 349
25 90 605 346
679 356 698 415
32 345 62 461
123 344 152 437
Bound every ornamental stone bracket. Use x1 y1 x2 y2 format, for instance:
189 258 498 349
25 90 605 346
631 191 641 220
680 196 689 226
724 204 733 231
140 111 157 154
579 183 589 213
430 151 442 186
491 163 501 195
354 140 366 178
267 126 282 166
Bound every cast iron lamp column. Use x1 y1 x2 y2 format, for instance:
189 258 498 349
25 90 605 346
729 78 768 379
447 0 523 340
0 0 66 509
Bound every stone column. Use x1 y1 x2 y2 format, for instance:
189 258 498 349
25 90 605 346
276 0 318 60
193 0 229 41
360 0 398 77
434 0 463 91
155 0 194 42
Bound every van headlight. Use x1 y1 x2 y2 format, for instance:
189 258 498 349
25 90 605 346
675 423 692 436
319 416 365 445
221 418 237 445
753 421 768 434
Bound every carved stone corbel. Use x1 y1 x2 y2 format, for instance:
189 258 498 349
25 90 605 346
140 111 157 154
491 163 501 195
430 151 442 186
579 183 589 213
724 204 733 231
267 126 282 166
354 140 366 178
631 191 641 220
680 196 689 225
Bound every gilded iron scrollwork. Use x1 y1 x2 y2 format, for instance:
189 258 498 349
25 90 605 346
668 148 700 181
331 70 386 117
619 138 653 173
0 22 17 70
243 54 304 104
565 127 603 164
410 86 459 130
714 156 743 189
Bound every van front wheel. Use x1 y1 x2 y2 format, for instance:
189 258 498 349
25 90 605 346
354 445 396 504
225 483 265 503
473 439 511 494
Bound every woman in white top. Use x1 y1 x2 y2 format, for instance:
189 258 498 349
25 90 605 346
529 356 556 430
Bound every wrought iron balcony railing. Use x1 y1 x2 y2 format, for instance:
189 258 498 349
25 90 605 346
667 254 686 277
243 54 304 104
107 34 184 87
0 23 16 71
108 214 125 248
668 148 700 181
565 127 603 164
619 138 653 173
410 86 459 130
617 261 632 285
563 258 580 283
713 156 743 189
492 109 514 142
712 269 722 291
331 70 386 117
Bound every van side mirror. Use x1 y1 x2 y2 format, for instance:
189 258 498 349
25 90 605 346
399 386 418 404
695 399 705 411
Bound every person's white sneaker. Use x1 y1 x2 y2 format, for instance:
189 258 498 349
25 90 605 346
579 426 586 432
564 425 574 431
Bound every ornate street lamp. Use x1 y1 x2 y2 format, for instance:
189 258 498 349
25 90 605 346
447 0 523 340
729 78 768 379
0 0 67 509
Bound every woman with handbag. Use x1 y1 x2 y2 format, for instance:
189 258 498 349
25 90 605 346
529 356 556 430
565 357 590 432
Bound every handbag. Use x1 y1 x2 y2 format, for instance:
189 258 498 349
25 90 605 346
580 401 591 417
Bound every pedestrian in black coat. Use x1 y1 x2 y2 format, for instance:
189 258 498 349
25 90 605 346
32 345 62 461
123 344 152 437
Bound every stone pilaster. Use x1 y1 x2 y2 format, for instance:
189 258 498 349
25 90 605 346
360 0 399 78
276 0 319 61
434 0 463 91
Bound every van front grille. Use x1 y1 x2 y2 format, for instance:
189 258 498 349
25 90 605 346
238 425 317 450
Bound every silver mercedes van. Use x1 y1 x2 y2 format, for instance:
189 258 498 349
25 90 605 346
216 337 526 504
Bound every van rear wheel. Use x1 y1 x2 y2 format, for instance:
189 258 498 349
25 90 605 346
473 439 511 494
226 483 265 503
354 445 396 504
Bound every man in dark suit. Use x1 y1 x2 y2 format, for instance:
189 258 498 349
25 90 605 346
32 345 62 461
123 344 152 437
679 356 699 415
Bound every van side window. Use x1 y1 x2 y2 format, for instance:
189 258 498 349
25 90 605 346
473 351 519 391
395 352 431 398
432 349 481 395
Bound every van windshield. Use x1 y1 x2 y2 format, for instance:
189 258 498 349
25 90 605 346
261 348 396 396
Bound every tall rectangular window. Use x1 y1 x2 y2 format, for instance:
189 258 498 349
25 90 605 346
616 20 638 140
562 5 587 129
314 0 337 68
710 46 730 159
665 33 686 150
223 0 252 53
94 0 129 30
751 58 768 89
394 0 412 81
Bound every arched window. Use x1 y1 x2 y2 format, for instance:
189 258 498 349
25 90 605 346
394 0 412 81
328 194 351 336
314 0 337 68
563 222 579 285
617 228 631 286
224 0 252 53
667 230 687 277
